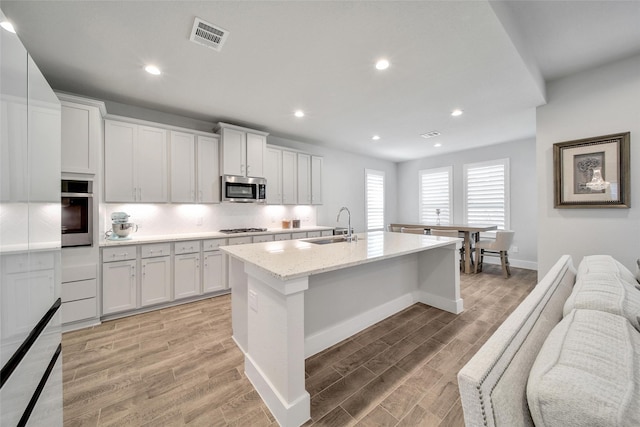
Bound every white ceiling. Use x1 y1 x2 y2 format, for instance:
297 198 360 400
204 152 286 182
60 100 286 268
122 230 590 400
2 1 640 162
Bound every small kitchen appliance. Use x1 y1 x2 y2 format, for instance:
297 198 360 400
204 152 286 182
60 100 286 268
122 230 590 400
106 212 138 240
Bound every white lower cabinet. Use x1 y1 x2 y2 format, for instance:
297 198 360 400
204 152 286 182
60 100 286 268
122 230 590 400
141 256 171 307
174 241 202 300
203 251 224 293
102 260 137 315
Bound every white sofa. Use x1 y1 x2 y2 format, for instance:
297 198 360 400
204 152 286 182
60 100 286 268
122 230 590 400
457 255 640 427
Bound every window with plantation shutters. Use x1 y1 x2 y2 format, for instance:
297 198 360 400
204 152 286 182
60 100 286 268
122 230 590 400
463 159 510 230
419 167 452 225
365 169 385 231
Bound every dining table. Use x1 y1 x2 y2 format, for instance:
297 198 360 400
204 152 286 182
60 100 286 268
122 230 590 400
389 223 498 273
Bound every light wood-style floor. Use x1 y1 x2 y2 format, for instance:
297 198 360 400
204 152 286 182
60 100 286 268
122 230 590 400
62 264 537 426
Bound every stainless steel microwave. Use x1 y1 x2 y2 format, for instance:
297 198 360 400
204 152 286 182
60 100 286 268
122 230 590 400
221 175 266 203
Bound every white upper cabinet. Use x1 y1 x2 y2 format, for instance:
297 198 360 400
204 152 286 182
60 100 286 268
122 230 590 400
170 131 196 203
297 153 311 205
196 136 220 203
265 147 283 204
60 96 104 175
104 120 168 203
218 123 268 178
170 132 219 203
282 150 297 205
311 155 323 205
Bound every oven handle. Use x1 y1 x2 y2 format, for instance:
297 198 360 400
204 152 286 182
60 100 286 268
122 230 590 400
61 192 94 198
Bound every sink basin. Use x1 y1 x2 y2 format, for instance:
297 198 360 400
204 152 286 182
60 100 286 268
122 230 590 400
306 236 351 245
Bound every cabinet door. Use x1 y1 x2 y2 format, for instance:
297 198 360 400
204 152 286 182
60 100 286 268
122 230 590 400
104 120 136 202
196 136 220 203
265 147 282 204
141 256 171 307
311 156 323 205
61 104 92 174
221 128 245 176
297 153 311 205
246 133 265 178
203 251 224 293
170 131 196 203
282 150 297 205
102 260 137 315
137 126 168 202
174 253 201 299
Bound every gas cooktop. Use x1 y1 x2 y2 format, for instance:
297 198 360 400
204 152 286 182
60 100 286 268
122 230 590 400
219 228 268 234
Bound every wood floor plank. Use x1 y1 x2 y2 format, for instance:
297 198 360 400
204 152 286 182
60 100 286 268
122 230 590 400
61 269 536 426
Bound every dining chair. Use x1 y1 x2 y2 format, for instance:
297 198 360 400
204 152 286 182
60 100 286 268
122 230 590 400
401 227 426 234
431 229 469 270
474 230 515 278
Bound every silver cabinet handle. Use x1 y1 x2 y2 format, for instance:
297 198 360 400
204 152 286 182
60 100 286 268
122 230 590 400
132 188 137 200
131 265 135 278
138 188 142 201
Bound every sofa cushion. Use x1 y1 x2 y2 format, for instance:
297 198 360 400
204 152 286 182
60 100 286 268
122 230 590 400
527 309 640 427
563 272 640 332
578 255 638 287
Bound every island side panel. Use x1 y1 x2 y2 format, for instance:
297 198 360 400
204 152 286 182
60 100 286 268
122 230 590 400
230 256 248 353
417 244 463 314
244 265 311 427
305 254 419 358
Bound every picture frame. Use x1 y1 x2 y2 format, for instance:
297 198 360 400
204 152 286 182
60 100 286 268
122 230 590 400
553 132 630 208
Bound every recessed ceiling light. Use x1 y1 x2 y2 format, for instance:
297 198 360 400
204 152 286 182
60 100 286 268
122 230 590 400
451 109 463 117
375 59 390 70
434 143 442 148
0 21 16 33
294 110 305 118
372 135 380 141
144 65 161 75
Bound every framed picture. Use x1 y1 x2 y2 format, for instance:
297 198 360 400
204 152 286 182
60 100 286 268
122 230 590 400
553 132 630 208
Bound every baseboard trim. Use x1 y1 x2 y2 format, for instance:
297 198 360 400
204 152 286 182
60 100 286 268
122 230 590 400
481 257 537 271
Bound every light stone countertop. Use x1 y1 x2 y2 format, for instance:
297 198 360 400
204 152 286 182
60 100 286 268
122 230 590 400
99 226 335 247
220 231 461 281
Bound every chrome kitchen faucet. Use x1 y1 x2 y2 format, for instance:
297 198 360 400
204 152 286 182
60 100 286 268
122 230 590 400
336 207 356 242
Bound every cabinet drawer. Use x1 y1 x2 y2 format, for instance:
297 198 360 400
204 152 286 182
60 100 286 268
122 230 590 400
307 231 321 238
252 234 274 243
62 298 97 323
103 246 136 262
174 240 200 255
5 252 55 273
291 232 307 239
203 239 226 251
141 243 171 258
227 236 252 246
62 264 96 283
274 233 290 241
62 279 97 302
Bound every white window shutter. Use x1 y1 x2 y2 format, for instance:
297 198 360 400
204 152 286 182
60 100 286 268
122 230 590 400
419 167 452 225
365 169 385 231
464 159 509 230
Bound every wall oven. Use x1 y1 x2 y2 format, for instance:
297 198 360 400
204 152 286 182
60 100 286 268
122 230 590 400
61 180 93 247
222 175 266 203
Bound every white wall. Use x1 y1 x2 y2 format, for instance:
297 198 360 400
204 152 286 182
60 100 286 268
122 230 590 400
396 138 538 269
537 54 640 276
268 136 398 233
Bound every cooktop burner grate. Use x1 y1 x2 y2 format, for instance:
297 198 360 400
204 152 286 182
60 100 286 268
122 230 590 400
219 228 268 234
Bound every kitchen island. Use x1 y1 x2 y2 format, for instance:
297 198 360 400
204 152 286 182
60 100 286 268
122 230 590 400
221 231 462 427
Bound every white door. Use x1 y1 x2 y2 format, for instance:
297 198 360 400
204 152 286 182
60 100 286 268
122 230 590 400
297 153 311 205
196 136 219 203
102 260 137 314
140 256 171 307
246 133 265 178
221 128 245 176
311 156 323 205
104 120 136 202
282 150 297 205
203 251 224 293
137 125 168 202
174 253 201 299
264 147 282 204
170 131 196 203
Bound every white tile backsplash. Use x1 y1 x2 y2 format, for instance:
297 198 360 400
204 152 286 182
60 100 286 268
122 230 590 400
100 203 317 238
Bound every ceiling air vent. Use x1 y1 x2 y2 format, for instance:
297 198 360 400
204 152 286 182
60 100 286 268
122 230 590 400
189 17 229 52
420 131 441 139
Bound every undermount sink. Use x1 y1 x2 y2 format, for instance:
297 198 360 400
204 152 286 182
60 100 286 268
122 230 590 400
306 236 353 245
